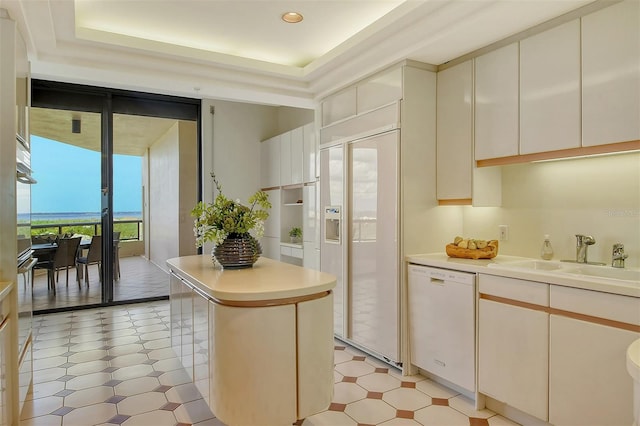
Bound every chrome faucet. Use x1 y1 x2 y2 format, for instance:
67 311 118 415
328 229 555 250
575 234 596 263
612 243 628 268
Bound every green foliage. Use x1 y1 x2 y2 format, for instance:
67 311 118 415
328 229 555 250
32 219 140 240
191 173 271 247
289 227 302 238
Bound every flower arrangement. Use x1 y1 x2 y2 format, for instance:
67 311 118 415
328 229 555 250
191 173 271 247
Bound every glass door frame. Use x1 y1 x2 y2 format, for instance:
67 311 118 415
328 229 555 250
31 80 201 308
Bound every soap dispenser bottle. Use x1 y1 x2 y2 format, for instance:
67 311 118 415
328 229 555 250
541 234 554 260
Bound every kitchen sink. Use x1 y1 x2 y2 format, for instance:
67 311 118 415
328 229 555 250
488 260 568 271
489 258 640 284
562 265 640 282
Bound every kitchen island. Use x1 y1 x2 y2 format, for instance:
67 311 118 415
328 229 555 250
167 255 336 426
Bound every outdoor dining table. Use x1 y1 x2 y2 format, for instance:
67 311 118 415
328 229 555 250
32 238 92 281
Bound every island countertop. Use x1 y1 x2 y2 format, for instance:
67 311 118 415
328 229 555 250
166 255 336 303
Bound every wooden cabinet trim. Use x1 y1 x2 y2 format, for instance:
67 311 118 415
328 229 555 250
476 140 640 167
480 292 640 332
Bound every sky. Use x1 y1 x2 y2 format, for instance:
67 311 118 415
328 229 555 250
31 135 142 214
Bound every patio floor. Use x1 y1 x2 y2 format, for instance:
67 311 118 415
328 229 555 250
31 255 169 312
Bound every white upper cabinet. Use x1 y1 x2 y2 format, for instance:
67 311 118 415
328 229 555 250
436 60 473 201
290 127 303 185
475 43 519 160
356 67 403 114
321 87 356 127
581 0 640 147
260 136 280 189
520 19 581 154
280 131 292 186
302 123 316 183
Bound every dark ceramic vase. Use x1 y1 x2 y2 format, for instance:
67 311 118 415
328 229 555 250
213 233 262 269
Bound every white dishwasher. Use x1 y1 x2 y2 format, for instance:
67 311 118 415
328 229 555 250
408 264 476 393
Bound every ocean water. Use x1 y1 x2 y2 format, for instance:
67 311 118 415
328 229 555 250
29 212 142 222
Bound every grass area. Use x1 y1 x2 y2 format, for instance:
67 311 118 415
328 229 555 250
32 219 141 240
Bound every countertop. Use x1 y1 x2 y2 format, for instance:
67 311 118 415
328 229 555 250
167 255 336 303
407 253 640 298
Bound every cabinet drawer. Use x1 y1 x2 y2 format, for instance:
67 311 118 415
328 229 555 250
319 102 399 146
478 274 548 306
550 285 640 326
357 67 402 114
322 87 356 127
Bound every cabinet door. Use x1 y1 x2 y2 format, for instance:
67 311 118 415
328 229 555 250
280 131 292 186
478 298 549 420
302 184 316 244
582 0 640 147
302 123 316 183
357 66 403 114
193 293 210 405
170 273 183 358
322 87 356 126
260 236 280 260
549 315 637 426
436 60 473 200
290 127 303 185
520 20 580 154
475 43 519 160
181 286 194 381
302 241 318 270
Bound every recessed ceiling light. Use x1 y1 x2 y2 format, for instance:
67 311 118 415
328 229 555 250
282 12 303 23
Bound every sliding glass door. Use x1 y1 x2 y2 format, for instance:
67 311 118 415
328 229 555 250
30 81 200 312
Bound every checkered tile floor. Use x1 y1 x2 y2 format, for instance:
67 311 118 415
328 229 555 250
24 301 519 425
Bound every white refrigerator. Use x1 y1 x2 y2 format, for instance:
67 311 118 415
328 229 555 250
320 130 399 364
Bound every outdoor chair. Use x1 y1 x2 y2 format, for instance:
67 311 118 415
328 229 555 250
76 235 102 286
35 236 81 295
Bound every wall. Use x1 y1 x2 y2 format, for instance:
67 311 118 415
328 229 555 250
147 121 198 270
276 106 314 135
462 152 640 267
148 123 179 270
178 121 198 257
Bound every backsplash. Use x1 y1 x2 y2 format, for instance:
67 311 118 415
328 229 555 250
462 152 640 268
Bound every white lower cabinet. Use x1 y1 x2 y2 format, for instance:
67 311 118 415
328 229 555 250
478 275 549 421
549 286 639 426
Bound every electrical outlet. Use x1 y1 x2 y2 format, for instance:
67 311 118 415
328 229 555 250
499 225 509 241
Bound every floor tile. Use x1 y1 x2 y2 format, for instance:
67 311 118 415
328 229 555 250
302 410 357 425
334 360 376 378
63 385 114 408
116 391 168 416
65 372 112 390
33 367 67 384
108 343 144 356
19 414 63 426
60 402 117 425
66 360 110 375
20 396 64 420
487 414 521 425
415 379 460 399
113 376 162 396
173 399 216 424
158 369 191 386
109 353 150 368
120 409 177 426
357 372 402 393
344 398 397 424
28 381 66 401
414 404 470 425
382 387 432 411
332 382 367 405
165 383 204 404
111 364 154 381
33 356 68 371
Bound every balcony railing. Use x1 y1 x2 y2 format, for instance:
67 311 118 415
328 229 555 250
32 219 143 241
